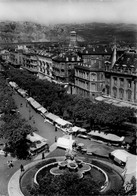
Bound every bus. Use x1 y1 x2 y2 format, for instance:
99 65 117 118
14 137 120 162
26 132 48 156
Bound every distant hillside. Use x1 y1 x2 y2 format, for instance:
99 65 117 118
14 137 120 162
0 21 136 46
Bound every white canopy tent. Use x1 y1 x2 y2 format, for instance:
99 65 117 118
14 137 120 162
44 113 60 123
30 101 42 110
26 97 35 103
111 149 133 163
57 135 75 149
88 130 124 142
17 88 28 97
26 97 41 109
37 106 47 114
55 118 72 127
27 132 47 143
68 126 81 133
9 81 18 89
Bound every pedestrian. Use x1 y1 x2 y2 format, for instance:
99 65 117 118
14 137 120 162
20 103 23 107
55 136 56 142
7 160 10 168
47 144 50 152
42 152 45 159
20 164 25 172
4 151 8 157
9 160 14 168
55 126 57 132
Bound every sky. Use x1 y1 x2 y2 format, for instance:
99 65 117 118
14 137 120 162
0 0 137 25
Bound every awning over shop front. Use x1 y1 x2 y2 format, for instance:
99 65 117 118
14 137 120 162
71 126 81 132
26 97 35 103
88 130 124 142
17 88 27 96
57 135 75 149
110 149 136 163
55 118 72 126
45 113 60 122
26 97 42 109
37 106 47 114
30 101 42 109
9 81 18 89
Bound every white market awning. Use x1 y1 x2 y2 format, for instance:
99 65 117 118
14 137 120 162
9 81 18 89
55 118 72 126
27 132 47 143
17 88 27 96
31 101 41 109
45 113 60 122
111 149 135 163
37 106 47 114
57 135 75 149
88 130 124 142
26 97 35 103
71 126 81 132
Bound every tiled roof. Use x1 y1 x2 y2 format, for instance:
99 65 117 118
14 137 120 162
52 52 82 62
36 50 57 58
81 45 113 55
113 51 137 70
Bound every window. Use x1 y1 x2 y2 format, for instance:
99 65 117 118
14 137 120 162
113 77 117 86
91 83 96 91
107 78 110 84
120 78 124 87
113 87 117 98
91 73 96 81
119 89 124 100
127 80 132 88
126 90 132 101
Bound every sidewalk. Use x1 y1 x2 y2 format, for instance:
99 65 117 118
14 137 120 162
8 143 57 196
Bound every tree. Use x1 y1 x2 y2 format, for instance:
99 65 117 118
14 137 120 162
29 171 100 196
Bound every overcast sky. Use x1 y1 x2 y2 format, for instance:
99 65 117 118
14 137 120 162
0 0 137 25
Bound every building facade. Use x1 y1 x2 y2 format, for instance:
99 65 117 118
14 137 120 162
52 52 82 84
69 31 77 49
36 50 55 81
74 46 113 99
105 51 137 104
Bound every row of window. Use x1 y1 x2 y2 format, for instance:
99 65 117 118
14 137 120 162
113 77 132 88
76 88 89 97
113 88 132 101
75 79 89 90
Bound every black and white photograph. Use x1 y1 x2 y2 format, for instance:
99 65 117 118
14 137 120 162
0 0 136 195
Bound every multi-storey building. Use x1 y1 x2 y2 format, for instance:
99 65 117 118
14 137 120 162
36 50 55 81
21 51 38 75
8 50 20 68
52 52 82 84
69 31 77 49
105 50 137 104
74 45 113 99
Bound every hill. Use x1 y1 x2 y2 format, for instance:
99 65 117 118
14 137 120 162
0 21 136 46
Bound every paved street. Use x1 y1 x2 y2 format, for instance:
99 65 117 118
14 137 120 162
12 91 94 148
0 90 116 196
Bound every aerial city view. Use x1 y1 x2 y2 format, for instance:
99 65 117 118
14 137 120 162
0 0 136 195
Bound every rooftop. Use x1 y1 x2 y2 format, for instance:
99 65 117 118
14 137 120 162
81 45 113 55
52 52 82 63
113 51 137 70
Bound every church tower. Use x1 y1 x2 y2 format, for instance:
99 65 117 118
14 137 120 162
69 31 77 48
